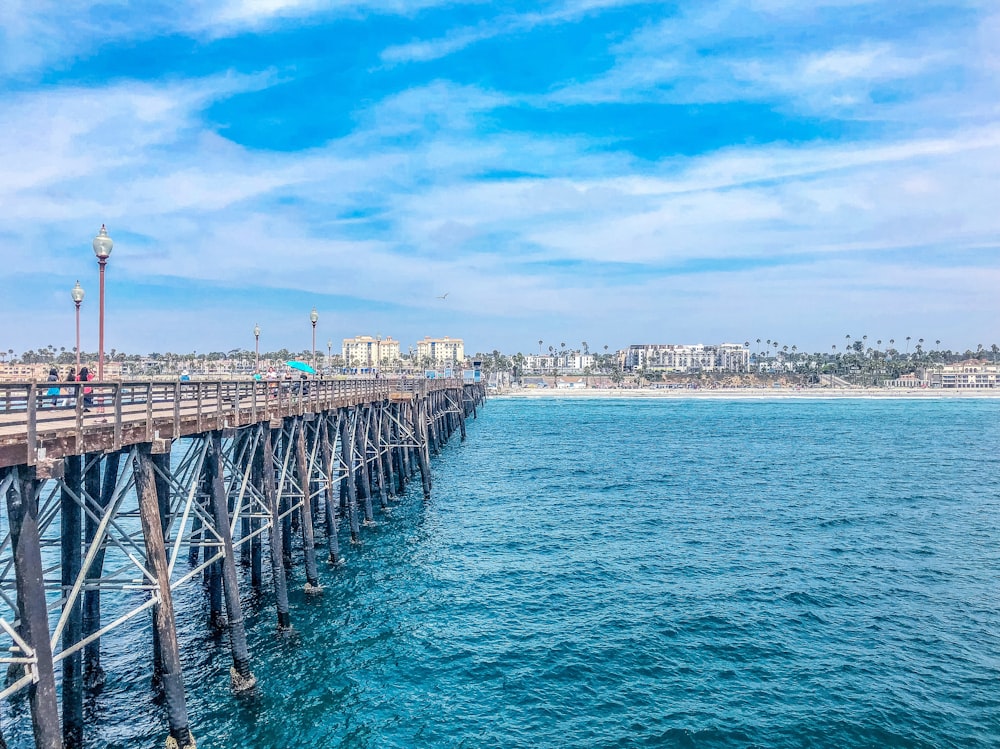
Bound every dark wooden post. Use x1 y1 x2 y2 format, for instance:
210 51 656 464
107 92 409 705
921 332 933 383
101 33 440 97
339 411 361 543
293 419 321 591
414 399 432 501
320 415 340 564
262 426 292 630
250 439 264 588
6 467 62 749
372 408 390 510
150 450 171 687
84 449 120 690
208 433 256 690
133 447 196 749
356 408 374 524
61 455 84 748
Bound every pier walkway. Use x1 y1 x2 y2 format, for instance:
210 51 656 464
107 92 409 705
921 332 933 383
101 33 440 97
0 377 485 748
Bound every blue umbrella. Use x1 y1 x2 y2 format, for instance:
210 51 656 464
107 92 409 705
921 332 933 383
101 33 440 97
286 360 317 374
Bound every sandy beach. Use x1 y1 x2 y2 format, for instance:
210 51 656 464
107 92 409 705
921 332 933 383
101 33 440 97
494 386 1000 399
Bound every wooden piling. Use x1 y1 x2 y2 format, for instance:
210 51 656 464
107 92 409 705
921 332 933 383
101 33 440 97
262 426 292 630
339 411 361 543
293 419 321 591
6 467 62 749
320 415 340 564
133 446 196 749
61 455 84 748
84 449 120 690
208 432 256 691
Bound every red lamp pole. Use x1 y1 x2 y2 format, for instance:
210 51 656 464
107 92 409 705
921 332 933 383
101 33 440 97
92 225 113 381
71 281 85 374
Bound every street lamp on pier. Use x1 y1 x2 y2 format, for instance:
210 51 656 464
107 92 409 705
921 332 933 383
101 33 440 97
92 225 113 380
71 281 85 374
253 323 261 372
327 339 332 373
309 308 319 370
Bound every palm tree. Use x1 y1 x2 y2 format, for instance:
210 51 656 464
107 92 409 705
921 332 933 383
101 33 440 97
538 339 543 355
905 336 911 354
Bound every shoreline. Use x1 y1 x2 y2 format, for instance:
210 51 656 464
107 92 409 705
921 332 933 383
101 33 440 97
493 387 1000 400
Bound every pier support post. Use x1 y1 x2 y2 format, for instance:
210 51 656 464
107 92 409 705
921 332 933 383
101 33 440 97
208 433 256 691
340 412 361 543
150 451 171 687
61 455 84 748
414 399 432 501
250 440 264 588
293 419 321 591
320 415 340 564
262 427 292 630
356 409 374 524
133 446 195 749
6 467 62 749
84 449 120 690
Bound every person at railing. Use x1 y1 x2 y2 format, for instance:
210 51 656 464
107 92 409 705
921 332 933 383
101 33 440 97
44 368 60 408
58 367 77 408
265 366 278 397
79 366 94 411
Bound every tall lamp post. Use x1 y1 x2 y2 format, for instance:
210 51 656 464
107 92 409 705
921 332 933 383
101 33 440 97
327 339 332 373
310 308 319 371
92 225 113 380
71 281 85 374
253 323 261 372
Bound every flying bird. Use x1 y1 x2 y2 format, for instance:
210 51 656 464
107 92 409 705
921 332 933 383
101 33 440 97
436 292 449 300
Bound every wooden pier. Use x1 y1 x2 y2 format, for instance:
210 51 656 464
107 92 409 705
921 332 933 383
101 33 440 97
0 376 485 748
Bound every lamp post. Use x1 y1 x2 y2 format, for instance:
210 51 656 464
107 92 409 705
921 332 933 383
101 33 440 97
327 339 332 373
71 281 85 374
310 308 318 370
92 225 113 380
254 323 261 372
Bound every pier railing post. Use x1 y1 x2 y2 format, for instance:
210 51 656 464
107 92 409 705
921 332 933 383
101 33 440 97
133 445 196 749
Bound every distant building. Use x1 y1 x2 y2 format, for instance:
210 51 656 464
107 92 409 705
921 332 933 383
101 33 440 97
416 337 464 367
523 353 597 372
0 361 123 381
342 336 401 369
931 360 999 388
625 343 749 373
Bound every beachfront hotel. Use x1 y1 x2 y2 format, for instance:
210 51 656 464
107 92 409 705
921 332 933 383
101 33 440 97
342 335 401 369
624 343 750 373
416 336 465 367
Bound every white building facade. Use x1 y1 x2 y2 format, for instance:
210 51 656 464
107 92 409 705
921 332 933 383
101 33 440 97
416 337 465 367
625 343 750 372
342 336 401 369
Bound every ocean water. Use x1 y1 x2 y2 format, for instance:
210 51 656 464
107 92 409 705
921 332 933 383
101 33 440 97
6 397 1000 748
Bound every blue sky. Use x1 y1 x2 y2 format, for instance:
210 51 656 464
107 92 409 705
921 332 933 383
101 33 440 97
1 0 998 357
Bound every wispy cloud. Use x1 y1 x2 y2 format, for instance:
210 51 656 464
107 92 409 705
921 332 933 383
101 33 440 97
0 1 997 353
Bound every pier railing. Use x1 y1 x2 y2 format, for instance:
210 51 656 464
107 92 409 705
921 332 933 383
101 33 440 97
0 377 466 469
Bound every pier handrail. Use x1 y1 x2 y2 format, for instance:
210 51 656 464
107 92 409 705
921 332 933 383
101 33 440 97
0 376 469 469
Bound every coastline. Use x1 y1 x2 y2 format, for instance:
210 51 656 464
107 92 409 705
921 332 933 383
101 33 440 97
493 387 1000 400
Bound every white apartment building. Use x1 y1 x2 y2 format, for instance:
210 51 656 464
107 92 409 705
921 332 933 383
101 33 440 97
342 336 401 369
524 353 596 372
416 337 464 367
931 360 999 388
625 343 750 372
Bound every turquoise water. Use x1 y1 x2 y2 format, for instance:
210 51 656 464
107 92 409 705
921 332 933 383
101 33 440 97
8 397 1000 747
